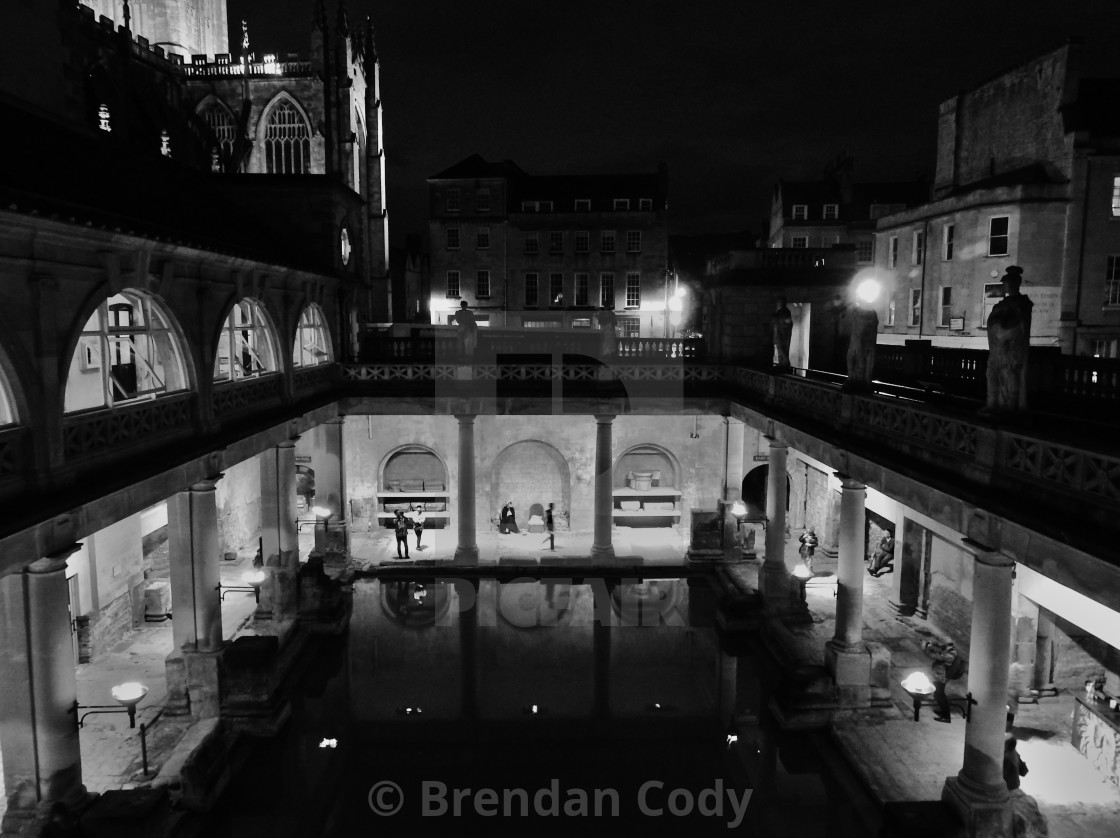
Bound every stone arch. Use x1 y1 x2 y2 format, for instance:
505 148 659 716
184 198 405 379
612 443 681 489
377 444 449 491
0 341 24 427
256 91 313 175
194 94 238 169
62 289 193 413
741 464 791 521
490 441 571 531
212 297 283 382
292 303 334 368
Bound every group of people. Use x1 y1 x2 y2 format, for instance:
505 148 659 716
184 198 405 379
795 528 894 577
393 506 426 559
499 500 557 549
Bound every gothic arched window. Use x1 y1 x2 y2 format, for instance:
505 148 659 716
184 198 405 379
214 299 280 382
0 364 16 426
264 100 311 174
64 292 189 413
199 101 236 170
292 304 333 368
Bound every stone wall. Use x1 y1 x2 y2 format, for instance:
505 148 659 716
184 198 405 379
1046 611 1120 690
216 456 261 558
927 534 974 649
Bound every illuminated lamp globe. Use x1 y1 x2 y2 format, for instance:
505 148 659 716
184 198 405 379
111 681 149 709
243 570 266 586
901 671 935 696
855 279 881 304
730 500 747 518
792 564 812 580
311 506 332 519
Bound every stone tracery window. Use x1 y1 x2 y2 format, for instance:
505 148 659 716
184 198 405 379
64 292 189 413
199 101 236 169
214 299 280 382
292 304 333 368
0 365 16 426
263 99 311 174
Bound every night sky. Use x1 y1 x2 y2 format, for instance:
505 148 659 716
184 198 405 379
228 0 1120 247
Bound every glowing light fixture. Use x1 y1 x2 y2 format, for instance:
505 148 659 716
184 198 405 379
318 737 338 749
855 278 881 304
311 506 332 519
73 681 149 728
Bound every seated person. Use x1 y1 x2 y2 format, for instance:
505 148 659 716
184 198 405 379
868 533 895 576
500 500 519 534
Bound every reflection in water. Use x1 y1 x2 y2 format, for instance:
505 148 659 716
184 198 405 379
204 575 877 837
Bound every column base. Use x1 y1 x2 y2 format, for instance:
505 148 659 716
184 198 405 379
453 546 479 566
590 544 616 564
824 639 872 707
183 650 223 719
889 599 917 617
942 775 1011 838
759 563 791 607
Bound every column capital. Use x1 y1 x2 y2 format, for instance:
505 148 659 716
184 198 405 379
324 416 346 426
453 413 476 425
961 538 1015 568
595 414 616 425
764 436 787 450
278 438 298 450
189 474 223 492
726 415 744 427
834 472 865 490
27 543 84 574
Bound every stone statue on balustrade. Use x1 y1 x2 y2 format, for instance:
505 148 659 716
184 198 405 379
771 297 794 369
454 300 478 358
844 300 878 391
597 306 617 357
983 266 1033 416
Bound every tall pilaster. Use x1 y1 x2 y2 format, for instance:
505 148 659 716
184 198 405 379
824 475 872 705
260 440 300 621
453 415 479 565
590 415 616 564
759 439 789 604
0 546 87 813
724 417 745 501
943 542 1015 838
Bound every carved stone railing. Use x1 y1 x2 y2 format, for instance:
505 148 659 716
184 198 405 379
211 375 284 418
617 338 704 360
62 393 194 462
1000 433 1120 506
0 425 27 480
292 362 338 393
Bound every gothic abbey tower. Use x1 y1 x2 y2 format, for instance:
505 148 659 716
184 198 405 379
82 0 229 57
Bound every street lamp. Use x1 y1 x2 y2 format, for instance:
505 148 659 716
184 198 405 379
792 563 812 602
311 505 333 554
854 278 881 305
901 672 936 722
217 569 266 603
72 681 149 728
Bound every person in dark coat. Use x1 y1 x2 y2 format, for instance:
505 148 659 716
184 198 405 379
500 500 519 534
798 528 818 572
1003 734 1029 790
542 502 555 550
394 510 410 559
924 640 963 722
868 533 895 576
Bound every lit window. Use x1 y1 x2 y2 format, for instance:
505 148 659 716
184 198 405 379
988 216 1010 256
292 304 333 368
908 289 921 327
614 199 630 210
160 130 172 157
0 364 14 426
888 236 898 268
199 102 235 168
522 201 535 212
792 205 807 220
1112 177 1120 217
575 231 589 253
639 198 653 210
857 238 874 264
446 228 460 249
886 299 896 327
539 201 553 212
912 231 924 266
620 317 640 338
446 271 461 298
983 282 1005 325
477 270 491 298
1091 338 1119 358
823 204 838 220
575 273 589 306
263 99 310 174
550 274 564 306
98 104 111 132
938 286 953 327
1107 256 1120 306
626 273 641 308
943 224 955 260
65 292 189 412
600 273 615 308
601 231 616 253
213 299 280 383
791 236 808 249
626 231 641 253
476 227 490 249
575 199 591 211
475 188 490 213
446 189 461 212
525 232 538 254
550 232 563 254
525 273 539 307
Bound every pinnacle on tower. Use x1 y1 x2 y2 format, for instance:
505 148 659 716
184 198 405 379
337 1 350 37
313 0 327 31
364 16 377 63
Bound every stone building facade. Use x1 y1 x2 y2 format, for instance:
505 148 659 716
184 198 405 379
426 155 672 337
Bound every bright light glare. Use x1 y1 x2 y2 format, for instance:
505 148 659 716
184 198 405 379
901 671 934 694
726 734 738 748
311 506 332 518
793 564 812 579
243 570 266 586
674 286 686 298
730 500 747 517
668 297 683 312
855 279 881 303
111 682 149 706
318 737 338 749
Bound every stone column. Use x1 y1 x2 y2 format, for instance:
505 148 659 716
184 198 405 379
259 441 299 622
943 542 1015 838
724 417 745 501
0 547 88 813
759 439 789 604
317 418 348 554
824 475 872 705
453 414 479 565
591 415 616 564
166 477 224 718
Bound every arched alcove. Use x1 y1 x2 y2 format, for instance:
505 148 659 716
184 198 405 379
490 441 571 531
741 464 791 521
377 445 450 528
612 443 680 489
64 290 191 413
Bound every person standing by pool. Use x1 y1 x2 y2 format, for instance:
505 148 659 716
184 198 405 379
412 505 426 551
542 503 555 550
394 509 410 559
